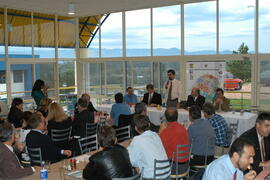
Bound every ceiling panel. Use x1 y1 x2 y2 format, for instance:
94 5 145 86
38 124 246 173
0 0 213 17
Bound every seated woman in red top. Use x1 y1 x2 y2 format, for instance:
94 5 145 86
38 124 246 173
159 108 190 175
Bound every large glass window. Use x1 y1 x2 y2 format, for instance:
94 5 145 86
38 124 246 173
101 13 122 57
8 9 32 58
59 61 75 94
0 61 6 100
185 2 216 55
105 62 123 97
0 8 4 57
58 17 76 58
259 0 270 53
219 0 255 54
10 64 33 98
35 64 55 97
153 5 180 56
259 61 270 109
84 63 104 96
126 9 150 57
34 13 55 58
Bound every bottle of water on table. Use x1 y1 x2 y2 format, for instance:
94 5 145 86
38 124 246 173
40 161 48 180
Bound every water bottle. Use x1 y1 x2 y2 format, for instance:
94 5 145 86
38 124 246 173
40 161 48 180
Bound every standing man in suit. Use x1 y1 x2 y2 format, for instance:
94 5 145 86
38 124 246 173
0 121 34 179
142 84 162 107
186 88 205 109
163 69 182 108
240 112 270 174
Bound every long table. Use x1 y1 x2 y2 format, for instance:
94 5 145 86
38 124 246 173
97 104 258 137
20 140 131 180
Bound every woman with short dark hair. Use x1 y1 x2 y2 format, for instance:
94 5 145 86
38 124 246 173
7 98 24 128
31 79 48 108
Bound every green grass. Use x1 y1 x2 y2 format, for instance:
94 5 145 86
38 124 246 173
230 99 251 110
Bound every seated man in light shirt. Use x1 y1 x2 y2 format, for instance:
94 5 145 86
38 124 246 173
128 115 170 179
202 137 256 180
124 87 138 106
0 121 35 179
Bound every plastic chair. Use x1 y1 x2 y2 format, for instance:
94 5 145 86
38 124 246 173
78 134 98 155
51 127 72 142
118 114 133 127
154 159 171 179
115 125 131 143
86 122 98 136
27 147 42 166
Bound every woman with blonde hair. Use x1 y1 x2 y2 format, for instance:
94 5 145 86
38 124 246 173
47 102 72 149
38 97 52 118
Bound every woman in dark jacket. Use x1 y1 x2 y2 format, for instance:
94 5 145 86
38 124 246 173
83 125 133 180
7 98 24 128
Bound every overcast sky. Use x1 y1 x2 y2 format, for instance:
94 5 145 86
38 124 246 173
96 0 270 53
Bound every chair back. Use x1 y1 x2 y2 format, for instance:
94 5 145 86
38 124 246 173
51 127 72 142
118 114 133 127
78 134 98 155
86 122 98 136
171 144 192 178
27 147 42 166
228 120 239 144
112 173 141 180
190 168 205 180
153 159 171 179
115 125 131 143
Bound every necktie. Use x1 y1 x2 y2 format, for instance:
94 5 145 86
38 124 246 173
148 93 152 105
168 81 173 100
261 138 266 162
233 170 237 180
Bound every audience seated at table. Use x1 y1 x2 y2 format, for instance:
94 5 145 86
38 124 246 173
212 88 230 112
38 97 52 118
124 87 138 106
47 102 73 149
202 102 230 155
240 112 270 174
186 88 205 109
26 112 72 165
83 125 133 180
127 115 170 179
0 121 34 179
74 93 98 115
142 84 162 107
202 137 257 180
72 98 94 138
7 98 24 128
159 108 190 174
111 93 131 127
188 105 216 166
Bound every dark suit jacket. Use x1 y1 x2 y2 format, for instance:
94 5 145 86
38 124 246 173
142 92 162 106
26 130 64 164
72 109 94 138
240 127 270 174
186 95 205 109
0 142 33 179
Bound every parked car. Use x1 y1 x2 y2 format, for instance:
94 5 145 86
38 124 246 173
260 70 270 86
224 72 243 90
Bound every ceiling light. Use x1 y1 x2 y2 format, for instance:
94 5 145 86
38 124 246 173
68 3 75 15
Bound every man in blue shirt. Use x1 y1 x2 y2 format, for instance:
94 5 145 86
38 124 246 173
110 93 131 127
124 87 138 106
203 137 256 180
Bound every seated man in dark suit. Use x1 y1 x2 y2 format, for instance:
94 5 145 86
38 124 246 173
74 93 98 115
240 112 270 174
83 125 133 180
186 88 205 109
72 98 95 138
26 112 72 164
142 84 162 107
0 121 34 179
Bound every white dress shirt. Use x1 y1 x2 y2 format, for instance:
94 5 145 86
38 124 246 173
163 79 182 102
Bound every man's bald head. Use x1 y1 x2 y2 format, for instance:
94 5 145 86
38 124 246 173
165 108 178 122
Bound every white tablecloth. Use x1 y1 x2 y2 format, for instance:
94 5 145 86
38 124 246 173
97 104 257 137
